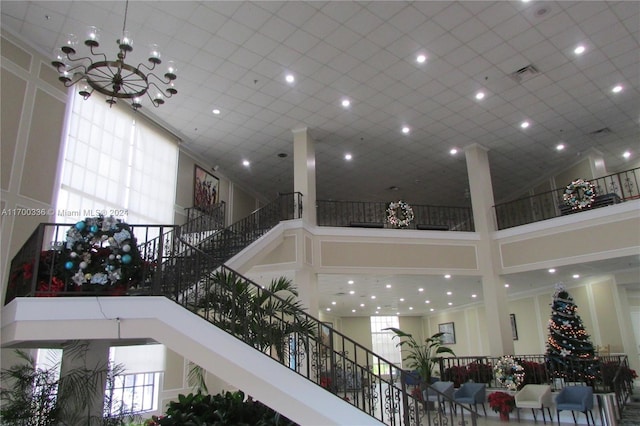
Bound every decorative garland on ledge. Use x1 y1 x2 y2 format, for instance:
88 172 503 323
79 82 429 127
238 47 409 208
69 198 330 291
386 200 414 228
563 179 596 210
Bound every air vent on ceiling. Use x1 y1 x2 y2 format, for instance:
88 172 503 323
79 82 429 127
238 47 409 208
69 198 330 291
589 127 612 136
509 64 540 83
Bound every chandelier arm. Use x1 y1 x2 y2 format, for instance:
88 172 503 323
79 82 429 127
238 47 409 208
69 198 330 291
137 62 158 74
63 73 91 88
147 81 174 98
88 45 108 63
146 72 172 85
145 91 161 108
61 63 89 75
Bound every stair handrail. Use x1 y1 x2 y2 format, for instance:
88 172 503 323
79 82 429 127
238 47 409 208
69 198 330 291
160 221 478 425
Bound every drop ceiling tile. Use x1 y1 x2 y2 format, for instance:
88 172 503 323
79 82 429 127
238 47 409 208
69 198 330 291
475 2 520 29
231 2 273 31
283 29 321 55
466 30 504 55
436 3 474 31
259 15 297 43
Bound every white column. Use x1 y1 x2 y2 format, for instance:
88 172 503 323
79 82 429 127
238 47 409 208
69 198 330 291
58 340 110 422
465 143 514 356
292 128 317 226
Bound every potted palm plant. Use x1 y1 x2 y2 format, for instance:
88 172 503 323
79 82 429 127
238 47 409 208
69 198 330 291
385 328 456 385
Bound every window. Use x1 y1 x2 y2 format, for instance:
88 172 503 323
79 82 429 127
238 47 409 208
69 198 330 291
370 316 402 376
106 371 161 415
56 94 178 225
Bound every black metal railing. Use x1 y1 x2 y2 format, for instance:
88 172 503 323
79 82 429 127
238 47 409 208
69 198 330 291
164 262 478 425
317 200 474 231
495 167 639 229
183 202 226 236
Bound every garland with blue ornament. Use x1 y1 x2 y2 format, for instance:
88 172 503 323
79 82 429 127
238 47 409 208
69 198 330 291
63 215 143 289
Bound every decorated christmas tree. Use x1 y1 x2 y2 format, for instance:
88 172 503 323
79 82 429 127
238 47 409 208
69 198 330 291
546 283 599 383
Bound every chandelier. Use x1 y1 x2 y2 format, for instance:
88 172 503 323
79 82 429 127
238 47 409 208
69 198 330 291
51 0 177 110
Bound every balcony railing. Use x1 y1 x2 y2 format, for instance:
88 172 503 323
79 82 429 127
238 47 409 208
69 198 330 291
317 200 474 231
494 167 639 230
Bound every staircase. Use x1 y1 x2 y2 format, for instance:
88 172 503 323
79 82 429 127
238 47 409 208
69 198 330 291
3 193 480 426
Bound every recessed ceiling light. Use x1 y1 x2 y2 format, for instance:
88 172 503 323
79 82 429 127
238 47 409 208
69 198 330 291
402 126 410 134
573 274 580 279
416 54 427 63
548 268 556 273
285 74 295 84
331 301 336 305
418 288 424 292
504 283 510 288
399 298 405 302
409 306 413 310
471 294 477 298
430 308 435 312
341 98 351 108
212 108 221 115
612 85 623 93
348 280 354 284
446 291 452 295
425 300 430 304
444 274 451 279
242 160 250 167
475 91 485 100
326 307 331 311
344 153 353 161
520 121 530 129
556 143 565 151
371 295 376 299
574 45 586 55
352 309 356 313
396 312 400 315
450 148 458 155
360 303 365 307
349 290 355 295
375 311 379 314
623 151 631 159
386 284 392 288
377 306 381 310
448 302 453 306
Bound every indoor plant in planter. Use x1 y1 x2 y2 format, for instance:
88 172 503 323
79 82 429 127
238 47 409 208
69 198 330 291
385 328 456 386
488 391 515 421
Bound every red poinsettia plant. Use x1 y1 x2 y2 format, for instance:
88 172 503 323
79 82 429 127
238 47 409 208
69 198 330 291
488 391 515 415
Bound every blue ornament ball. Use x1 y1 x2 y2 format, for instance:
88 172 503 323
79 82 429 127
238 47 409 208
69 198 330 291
121 254 132 264
65 261 75 270
75 221 86 231
90 225 99 233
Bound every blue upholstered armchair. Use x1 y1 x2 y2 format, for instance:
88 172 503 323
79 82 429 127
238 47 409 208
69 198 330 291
555 386 595 425
454 382 487 416
423 381 455 413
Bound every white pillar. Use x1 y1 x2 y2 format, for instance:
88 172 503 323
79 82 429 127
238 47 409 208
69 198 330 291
465 144 514 356
59 340 110 422
292 128 317 226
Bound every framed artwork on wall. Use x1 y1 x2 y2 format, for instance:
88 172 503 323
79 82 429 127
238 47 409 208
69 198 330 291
438 322 456 344
194 165 219 210
510 313 519 340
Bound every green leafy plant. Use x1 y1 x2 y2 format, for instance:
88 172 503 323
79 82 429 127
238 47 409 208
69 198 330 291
197 271 316 362
0 342 137 425
385 329 456 383
148 390 296 425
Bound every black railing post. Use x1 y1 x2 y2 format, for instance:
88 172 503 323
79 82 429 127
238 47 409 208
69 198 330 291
29 224 46 297
152 226 165 295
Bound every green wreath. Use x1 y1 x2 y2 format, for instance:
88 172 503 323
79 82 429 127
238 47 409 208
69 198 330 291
386 200 414 228
563 179 596 210
63 215 142 287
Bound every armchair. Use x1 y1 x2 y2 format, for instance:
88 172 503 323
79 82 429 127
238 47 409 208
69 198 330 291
423 381 455 414
515 384 553 423
454 382 487 416
555 386 595 425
